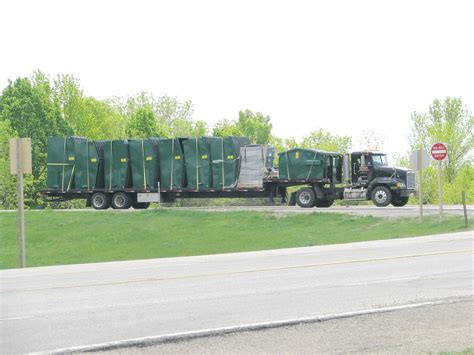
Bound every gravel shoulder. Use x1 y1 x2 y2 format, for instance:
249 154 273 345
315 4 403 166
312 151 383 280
102 300 474 354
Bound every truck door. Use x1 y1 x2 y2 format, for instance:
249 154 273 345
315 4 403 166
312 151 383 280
351 153 361 183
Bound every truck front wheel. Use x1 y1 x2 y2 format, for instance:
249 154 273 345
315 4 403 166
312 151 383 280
91 192 111 210
314 198 334 208
371 186 392 207
391 196 409 207
296 188 316 208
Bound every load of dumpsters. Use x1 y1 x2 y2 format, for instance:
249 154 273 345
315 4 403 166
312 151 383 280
44 136 344 209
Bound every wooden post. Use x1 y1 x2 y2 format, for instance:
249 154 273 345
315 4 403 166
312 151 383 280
418 149 423 223
438 160 443 223
462 191 468 227
16 139 26 268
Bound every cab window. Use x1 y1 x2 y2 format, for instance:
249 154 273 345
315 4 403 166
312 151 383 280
371 154 388 166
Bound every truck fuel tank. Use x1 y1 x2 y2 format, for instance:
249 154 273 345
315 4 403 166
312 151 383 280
343 187 368 200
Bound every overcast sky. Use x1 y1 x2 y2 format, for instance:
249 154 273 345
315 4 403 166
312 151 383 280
1 0 473 156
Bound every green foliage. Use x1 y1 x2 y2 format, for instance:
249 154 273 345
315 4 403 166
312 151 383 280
301 128 352 152
0 120 18 209
236 109 273 144
118 92 205 138
410 97 473 182
213 109 273 144
409 97 474 204
213 118 243 137
0 71 74 206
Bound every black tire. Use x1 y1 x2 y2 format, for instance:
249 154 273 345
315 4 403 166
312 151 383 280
391 196 409 207
371 186 392 207
133 202 150 209
296 188 316 208
111 192 132 209
91 192 111 210
314 198 334 208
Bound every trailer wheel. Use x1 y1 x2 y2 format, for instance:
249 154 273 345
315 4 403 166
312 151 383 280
132 202 150 209
314 198 334 208
296 188 316 208
371 186 392 207
111 192 132 209
391 196 409 207
91 192 111 210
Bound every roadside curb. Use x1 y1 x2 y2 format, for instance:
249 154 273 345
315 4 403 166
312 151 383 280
38 297 473 354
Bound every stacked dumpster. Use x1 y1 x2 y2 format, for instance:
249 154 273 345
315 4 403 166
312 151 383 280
278 148 342 181
181 137 211 190
46 137 93 191
128 138 160 190
46 135 253 191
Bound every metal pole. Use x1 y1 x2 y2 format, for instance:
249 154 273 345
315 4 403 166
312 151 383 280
462 191 468 227
16 139 26 268
418 149 423 223
157 181 161 208
438 160 443 223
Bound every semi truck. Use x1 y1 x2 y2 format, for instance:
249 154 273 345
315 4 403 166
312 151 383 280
41 136 417 209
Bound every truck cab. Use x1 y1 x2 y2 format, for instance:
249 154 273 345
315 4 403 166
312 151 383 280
344 151 417 207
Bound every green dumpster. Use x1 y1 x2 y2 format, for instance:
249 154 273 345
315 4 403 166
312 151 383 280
181 137 211 190
103 140 131 189
129 138 160 190
158 138 184 190
46 137 75 190
205 136 250 189
279 148 332 181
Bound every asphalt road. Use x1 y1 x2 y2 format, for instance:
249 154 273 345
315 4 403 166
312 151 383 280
1 231 473 353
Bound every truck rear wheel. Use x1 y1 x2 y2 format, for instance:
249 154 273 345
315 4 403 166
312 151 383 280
91 192 111 210
111 192 132 209
391 196 409 207
371 186 392 207
314 198 334 208
296 188 316 208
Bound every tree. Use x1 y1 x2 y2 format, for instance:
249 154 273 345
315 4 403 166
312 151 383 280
212 118 243 137
301 128 352 153
126 105 158 138
236 109 272 144
0 72 72 206
116 93 203 138
0 120 18 209
53 75 126 139
212 109 273 144
410 97 473 183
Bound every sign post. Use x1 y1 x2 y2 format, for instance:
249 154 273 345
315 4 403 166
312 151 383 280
10 138 32 268
431 142 448 223
409 148 430 222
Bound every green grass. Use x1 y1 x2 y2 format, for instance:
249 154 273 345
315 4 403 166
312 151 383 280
0 210 471 269
439 349 474 355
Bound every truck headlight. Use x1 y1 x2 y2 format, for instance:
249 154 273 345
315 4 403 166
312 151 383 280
396 181 406 188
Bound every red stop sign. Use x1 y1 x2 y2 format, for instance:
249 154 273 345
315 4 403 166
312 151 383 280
431 143 448 161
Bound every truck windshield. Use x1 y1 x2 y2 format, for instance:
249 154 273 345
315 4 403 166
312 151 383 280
372 154 388 166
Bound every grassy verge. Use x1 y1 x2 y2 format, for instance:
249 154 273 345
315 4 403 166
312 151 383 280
0 210 471 269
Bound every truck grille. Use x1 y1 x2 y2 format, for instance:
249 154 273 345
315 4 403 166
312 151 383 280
406 171 416 189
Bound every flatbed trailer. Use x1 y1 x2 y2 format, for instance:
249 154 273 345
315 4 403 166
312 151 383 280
42 177 343 206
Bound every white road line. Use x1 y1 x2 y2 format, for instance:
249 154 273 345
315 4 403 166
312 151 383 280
0 316 33 321
343 276 420 286
36 297 472 355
